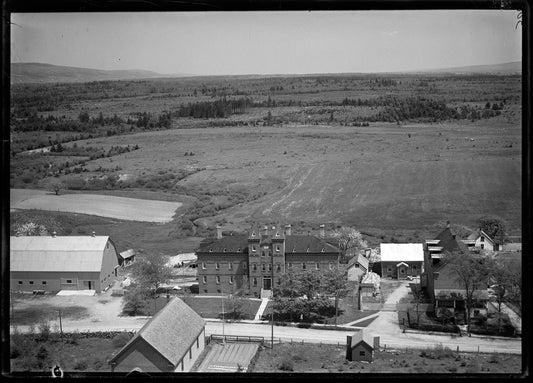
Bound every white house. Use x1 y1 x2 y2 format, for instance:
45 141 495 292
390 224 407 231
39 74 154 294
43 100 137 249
380 243 424 279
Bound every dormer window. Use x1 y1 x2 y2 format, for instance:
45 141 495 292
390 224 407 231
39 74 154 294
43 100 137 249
237 247 241 252
276 231 280 237
276 245 280 252
252 245 256 251
306 247 310 253
292 247 296 253
223 248 227 252
251 231 256 237
321 248 325 252
209 248 213 252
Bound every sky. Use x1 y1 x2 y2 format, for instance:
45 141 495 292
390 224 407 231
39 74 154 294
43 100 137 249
10 10 522 75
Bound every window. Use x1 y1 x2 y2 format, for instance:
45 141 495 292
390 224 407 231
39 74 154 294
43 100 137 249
223 248 227 252
215 262 220 270
288 262 292 269
237 247 241 252
262 252 266 257
209 248 213 252
306 247 310 253
321 248 325 252
204 289 208 293
202 276 207 284
253 278 258 286
481 244 485 250
268 264 272 271
229 276 234 284
217 289 221 293
480 237 485 242
252 245 256 251
276 231 280 237
243 262 248 270
189 349 192 359
262 264 266 271
66 280 73 284
276 263 281 272
18 281 22 285
316 262 320 270
359 351 366 357
252 231 256 237
413 265 418 270
400 268 405 274
387 267 392 272
228 262 233 270
202 262 206 270
252 263 257 271
42 281 47 285
302 263 306 270
276 245 280 252
181 362 184 372
329 262 333 270
277 279 280 285
216 276 220 284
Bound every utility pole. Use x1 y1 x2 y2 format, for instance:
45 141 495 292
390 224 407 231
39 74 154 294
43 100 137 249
271 244 274 350
58 309 63 341
221 283 225 346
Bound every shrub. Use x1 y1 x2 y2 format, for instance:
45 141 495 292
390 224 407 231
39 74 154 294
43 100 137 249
277 357 294 371
73 359 89 371
37 320 51 342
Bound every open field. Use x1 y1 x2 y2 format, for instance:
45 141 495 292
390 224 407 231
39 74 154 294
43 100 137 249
10 73 522 253
250 342 522 373
10 188 182 223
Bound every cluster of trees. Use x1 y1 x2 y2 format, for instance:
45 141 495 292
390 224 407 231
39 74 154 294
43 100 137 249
78 111 124 126
176 97 254 119
122 253 174 316
272 268 348 324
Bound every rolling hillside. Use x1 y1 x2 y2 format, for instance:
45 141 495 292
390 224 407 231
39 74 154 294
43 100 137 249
10 62 184 84
425 61 521 75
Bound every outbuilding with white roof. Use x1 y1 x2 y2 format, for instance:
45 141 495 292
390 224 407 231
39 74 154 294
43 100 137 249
10 234 120 293
380 243 424 279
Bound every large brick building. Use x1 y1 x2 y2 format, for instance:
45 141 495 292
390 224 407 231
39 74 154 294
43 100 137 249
196 224 340 297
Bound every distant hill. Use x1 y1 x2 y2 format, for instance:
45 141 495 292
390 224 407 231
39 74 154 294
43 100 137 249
10 63 188 84
423 61 521 75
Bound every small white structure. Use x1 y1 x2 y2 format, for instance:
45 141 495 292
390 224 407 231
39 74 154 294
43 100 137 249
380 243 424 279
166 253 197 268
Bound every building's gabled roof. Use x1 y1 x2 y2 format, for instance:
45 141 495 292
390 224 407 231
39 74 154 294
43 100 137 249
467 229 496 244
197 235 248 254
196 234 339 254
348 253 369 270
285 235 338 254
380 244 424 262
110 297 204 367
434 228 469 254
351 329 375 349
10 235 113 272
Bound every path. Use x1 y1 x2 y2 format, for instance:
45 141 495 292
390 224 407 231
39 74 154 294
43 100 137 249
254 298 270 321
501 303 521 334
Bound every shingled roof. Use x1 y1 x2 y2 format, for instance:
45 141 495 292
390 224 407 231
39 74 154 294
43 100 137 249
109 297 205 367
435 228 469 254
196 234 339 254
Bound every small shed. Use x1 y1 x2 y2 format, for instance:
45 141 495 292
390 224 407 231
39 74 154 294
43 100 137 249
119 249 136 267
346 330 380 362
347 253 369 282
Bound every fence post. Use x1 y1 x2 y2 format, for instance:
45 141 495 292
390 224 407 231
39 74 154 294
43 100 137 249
477 345 480 353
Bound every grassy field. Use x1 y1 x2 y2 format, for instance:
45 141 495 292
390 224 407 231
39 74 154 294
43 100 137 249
250 342 522 373
10 73 522 255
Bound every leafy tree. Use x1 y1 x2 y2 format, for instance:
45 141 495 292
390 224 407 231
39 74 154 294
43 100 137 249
130 253 173 293
122 285 150 316
15 222 48 236
330 226 367 262
320 267 349 325
49 180 64 195
444 251 491 332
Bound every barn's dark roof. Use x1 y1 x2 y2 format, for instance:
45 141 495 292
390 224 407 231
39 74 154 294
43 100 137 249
109 297 204 367
196 234 339 254
434 228 469 254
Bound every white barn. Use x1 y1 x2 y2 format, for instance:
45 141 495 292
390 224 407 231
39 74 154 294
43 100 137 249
10 234 120 293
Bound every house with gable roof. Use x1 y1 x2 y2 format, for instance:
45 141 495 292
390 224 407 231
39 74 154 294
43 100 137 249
10 233 119 293
380 243 424 279
462 229 503 252
108 297 205 373
347 252 369 282
346 329 380 362
196 224 340 297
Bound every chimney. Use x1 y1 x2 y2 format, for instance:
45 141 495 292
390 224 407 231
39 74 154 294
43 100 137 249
92 231 96 237
216 225 223 239
263 225 268 235
319 224 325 238
52 231 57 237
285 224 291 236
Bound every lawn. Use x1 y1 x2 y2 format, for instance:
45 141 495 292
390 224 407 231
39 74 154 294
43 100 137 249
250 342 522 373
10 333 128 373
133 295 262 320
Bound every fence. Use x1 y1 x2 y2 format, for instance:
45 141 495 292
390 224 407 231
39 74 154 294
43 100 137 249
207 334 265 345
